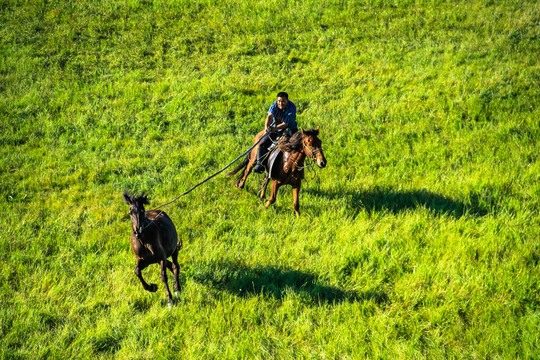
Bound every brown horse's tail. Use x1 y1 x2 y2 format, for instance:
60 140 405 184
226 153 251 185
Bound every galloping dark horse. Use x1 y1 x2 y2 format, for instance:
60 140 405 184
228 127 326 217
123 192 181 305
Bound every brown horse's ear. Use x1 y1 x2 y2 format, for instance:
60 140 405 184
315 125 320 135
301 128 305 135
123 191 132 205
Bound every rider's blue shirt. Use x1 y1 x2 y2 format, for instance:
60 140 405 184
268 100 297 131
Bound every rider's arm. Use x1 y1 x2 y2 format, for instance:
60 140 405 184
266 114 287 132
265 113 274 131
273 122 288 131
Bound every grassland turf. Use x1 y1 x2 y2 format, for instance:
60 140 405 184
1 0 539 358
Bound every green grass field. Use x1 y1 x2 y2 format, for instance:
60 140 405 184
1 0 539 358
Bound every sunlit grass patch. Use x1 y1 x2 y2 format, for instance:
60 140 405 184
1 0 539 358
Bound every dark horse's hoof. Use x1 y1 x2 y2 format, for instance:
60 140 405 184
147 284 158 292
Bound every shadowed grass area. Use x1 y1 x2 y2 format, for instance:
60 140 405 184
306 186 504 217
190 260 386 305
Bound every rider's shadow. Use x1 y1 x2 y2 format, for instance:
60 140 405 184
190 260 388 306
305 187 491 218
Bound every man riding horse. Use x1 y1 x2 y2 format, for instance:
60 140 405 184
252 92 298 174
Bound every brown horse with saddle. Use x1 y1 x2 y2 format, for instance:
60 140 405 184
227 127 327 217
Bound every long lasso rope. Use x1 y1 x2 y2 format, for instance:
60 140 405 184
141 132 270 230
156 132 269 209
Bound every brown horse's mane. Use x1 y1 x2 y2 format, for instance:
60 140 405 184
277 128 318 153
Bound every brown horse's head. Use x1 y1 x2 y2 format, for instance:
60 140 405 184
123 191 149 239
302 126 327 168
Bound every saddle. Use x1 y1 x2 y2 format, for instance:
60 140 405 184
265 148 304 180
266 148 283 179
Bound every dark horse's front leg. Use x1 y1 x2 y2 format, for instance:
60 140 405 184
165 249 181 294
135 259 158 292
160 259 175 305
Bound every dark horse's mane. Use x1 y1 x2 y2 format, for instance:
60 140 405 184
277 128 318 153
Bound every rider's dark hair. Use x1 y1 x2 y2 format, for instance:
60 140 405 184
277 92 289 99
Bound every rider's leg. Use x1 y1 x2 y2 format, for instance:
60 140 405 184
253 136 272 173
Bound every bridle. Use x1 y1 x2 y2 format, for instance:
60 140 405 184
131 206 161 238
302 136 323 159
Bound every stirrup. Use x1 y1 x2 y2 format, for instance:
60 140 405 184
252 164 265 174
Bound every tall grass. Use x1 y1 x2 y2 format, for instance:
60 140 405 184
1 0 539 358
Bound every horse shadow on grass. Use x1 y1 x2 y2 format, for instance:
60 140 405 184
304 186 491 218
190 260 388 306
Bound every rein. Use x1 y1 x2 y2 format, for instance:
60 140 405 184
292 156 315 171
288 136 322 171
292 135 323 173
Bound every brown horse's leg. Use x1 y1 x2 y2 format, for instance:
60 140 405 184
160 260 174 305
238 147 258 189
292 184 301 217
265 180 280 208
135 259 158 292
259 175 270 201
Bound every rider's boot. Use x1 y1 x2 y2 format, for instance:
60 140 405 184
252 146 267 174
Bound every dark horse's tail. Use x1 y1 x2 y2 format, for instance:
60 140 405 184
226 152 251 186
